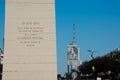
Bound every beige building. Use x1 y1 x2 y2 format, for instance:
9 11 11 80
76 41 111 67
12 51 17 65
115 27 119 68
3 0 57 80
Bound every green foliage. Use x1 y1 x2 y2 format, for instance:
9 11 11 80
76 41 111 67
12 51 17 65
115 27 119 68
65 72 72 80
79 51 120 74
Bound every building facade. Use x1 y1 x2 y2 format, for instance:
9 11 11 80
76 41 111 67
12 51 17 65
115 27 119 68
67 42 81 73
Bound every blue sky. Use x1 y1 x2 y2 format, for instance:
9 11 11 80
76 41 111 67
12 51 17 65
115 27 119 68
1 0 120 75
0 0 4 50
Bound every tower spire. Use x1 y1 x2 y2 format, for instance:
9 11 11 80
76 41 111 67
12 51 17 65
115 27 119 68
73 24 76 43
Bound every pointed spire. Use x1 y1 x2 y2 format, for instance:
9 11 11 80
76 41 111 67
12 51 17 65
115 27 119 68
73 24 76 43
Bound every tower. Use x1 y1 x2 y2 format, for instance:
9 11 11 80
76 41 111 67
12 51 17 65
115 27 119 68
3 0 57 80
67 24 81 73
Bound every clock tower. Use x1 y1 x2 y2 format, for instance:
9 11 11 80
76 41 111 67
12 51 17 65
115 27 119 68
67 24 81 73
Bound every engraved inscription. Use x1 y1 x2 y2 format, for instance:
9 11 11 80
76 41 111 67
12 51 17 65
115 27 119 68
17 21 44 46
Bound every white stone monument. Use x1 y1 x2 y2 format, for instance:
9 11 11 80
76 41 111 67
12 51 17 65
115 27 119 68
3 0 57 80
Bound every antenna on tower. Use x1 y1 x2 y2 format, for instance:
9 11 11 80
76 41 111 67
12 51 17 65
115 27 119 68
73 24 76 43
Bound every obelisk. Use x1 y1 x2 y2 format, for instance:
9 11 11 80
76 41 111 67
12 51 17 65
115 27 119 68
3 0 57 80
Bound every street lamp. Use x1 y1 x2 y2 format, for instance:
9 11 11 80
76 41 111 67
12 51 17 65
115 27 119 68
88 50 99 59
87 49 99 80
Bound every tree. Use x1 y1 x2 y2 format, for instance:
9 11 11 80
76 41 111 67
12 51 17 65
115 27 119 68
79 50 120 79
